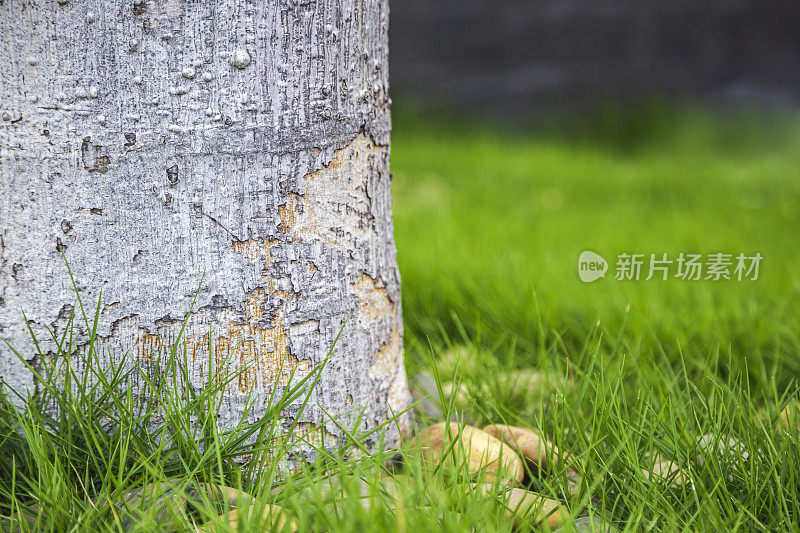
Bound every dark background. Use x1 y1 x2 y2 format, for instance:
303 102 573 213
389 0 800 112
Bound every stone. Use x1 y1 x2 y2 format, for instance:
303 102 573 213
436 345 479 377
505 488 568 529
562 514 620 532
642 457 691 488
483 424 582 495
477 485 569 529
409 373 445 421
0 507 39 530
198 504 296 532
93 481 268 530
496 368 547 397
780 401 800 430
482 424 570 472
563 468 583 496
187 484 255 509
696 434 750 466
441 381 470 405
96 480 188 530
695 434 752 483
415 422 524 484
286 472 431 518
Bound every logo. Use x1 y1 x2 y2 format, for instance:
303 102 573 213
577 251 761 283
578 251 608 282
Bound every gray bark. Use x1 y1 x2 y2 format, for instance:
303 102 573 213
0 0 410 462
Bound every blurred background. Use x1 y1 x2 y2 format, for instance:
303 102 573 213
390 0 800 112
386 0 800 390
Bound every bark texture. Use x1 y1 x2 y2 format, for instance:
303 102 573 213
0 0 410 463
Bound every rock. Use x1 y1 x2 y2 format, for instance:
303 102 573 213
642 457 690 488
187 484 255 509
505 488 568 529
290 472 412 513
409 373 473 426
97 480 188 530
562 514 620 532
482 424 570 472
105 481 266 530
780 401 800 430
0 507 39 531
695 434 752 483
410 373 445 421
475 366 569 402
441 381 470 405
563 468 583 496
696 434 749 465
482 425 583 495
415 422 524 484
436 345 478 377
91 481 272 531
477 485 569 529
383 451 405 474
198 504 296 532
496 369 547 397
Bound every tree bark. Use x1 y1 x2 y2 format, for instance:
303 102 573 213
0 0 410 461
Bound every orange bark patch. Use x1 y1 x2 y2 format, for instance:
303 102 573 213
232 238 278 281
279 135 381 247
211 288 298 393
370 324 400 379
350 273 393 324
140 333 163 362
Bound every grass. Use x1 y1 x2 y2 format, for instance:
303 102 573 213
390 101 800 529
392 102 800 389
2 101 800 531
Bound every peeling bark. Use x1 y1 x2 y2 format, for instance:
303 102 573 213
0 0 410 465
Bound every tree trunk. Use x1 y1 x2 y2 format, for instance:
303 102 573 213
0 0 410 460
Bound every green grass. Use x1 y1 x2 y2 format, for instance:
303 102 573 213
390 102 800 530
3 102 800 531
393 102 800 387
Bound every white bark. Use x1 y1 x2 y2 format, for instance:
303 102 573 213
0 0 410 462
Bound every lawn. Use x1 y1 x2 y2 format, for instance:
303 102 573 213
391 102 800 530
2 102 800 531
393 103 800 383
